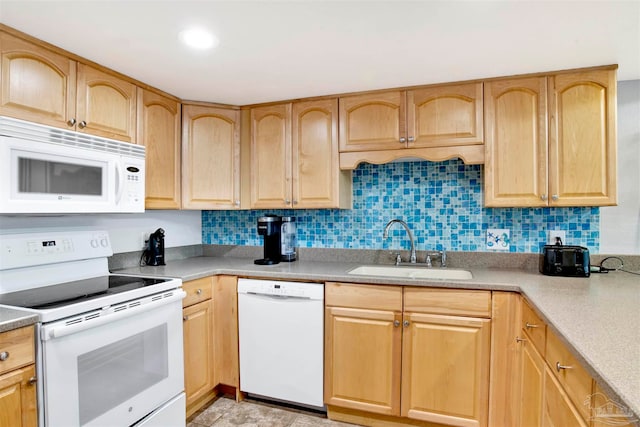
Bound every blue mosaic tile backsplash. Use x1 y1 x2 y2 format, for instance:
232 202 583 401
202 160 600 253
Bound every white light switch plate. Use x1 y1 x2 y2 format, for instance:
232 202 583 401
486 229 510 251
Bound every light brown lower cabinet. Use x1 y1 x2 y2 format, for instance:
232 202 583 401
518 338 545 427
0 365 36 427
0 326 36 427
542 366 588 427
182 277 215 416
183 275 240 418
325 283 491 427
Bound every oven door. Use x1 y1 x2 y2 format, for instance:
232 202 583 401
39 290 185 427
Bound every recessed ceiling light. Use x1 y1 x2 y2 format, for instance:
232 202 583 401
179 27 218 50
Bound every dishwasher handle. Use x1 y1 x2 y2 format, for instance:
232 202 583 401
246 291 314 300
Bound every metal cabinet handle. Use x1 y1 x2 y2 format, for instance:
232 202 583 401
28 376 37 385
551 194 559 201
183 316 188 321
235 200 240 207
78 120 87 129
541 194 548 201
556 361 573 372
285 199 291 205
525 322 539 329
394 320 400 327
67 118 76 127
0 351 8 361
403 320 410 327
516 337 528 343
293 200 298 205
408 136 415 142
196 289 202 295
399 137 406 143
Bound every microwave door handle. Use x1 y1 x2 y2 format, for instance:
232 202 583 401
114 161 125 204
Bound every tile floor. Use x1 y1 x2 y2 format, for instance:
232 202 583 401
187 396 361 427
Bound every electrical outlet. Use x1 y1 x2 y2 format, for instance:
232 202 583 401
547 230 566 245
141 232 149 249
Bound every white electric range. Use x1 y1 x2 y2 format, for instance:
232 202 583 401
0 229 186 427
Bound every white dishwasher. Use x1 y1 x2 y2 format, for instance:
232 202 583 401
238 278 325 409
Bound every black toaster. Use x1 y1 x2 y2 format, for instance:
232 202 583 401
540 245 590 277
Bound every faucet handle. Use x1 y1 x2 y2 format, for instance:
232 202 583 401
425 250 447 267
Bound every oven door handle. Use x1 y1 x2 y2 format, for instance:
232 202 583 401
42 289 186 341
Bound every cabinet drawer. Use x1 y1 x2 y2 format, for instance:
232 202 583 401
0 326 34 376
545 329 593 422
404 287 491 317
521 300 547 354
182 277 213 307
325 282 402 311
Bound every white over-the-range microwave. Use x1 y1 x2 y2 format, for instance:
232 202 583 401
0 116 145 214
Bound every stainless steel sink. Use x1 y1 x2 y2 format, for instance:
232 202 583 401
347 265 473 280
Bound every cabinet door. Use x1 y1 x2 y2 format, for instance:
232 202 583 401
183 299 214 408
339 91 406 152
182 105 241 209
548 69 617 206
213 275 239 388
401 312 490 427
324 306 402 416
0 365 37 427
292 98 343 208
542 367 589 427
137 89 181 209
518 339 545 427
250 103 291 208
0 32 76 129
484 77 548 207
76 64 137 143
408 83 483 148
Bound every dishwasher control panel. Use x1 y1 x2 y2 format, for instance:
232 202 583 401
237 279 324 300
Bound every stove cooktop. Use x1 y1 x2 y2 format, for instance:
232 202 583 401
0 275 170 309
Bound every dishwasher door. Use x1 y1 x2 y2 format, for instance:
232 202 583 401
238 279 324 409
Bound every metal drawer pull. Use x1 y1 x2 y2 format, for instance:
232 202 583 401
394 320 400 327
0 351 9 361
403 320 410 327
196 289 202 295
79 120 87 129
67 118 76 126
556 361 573 372
516 337 527 343
525 322 539 329
183 316 189 321
28 376 37 385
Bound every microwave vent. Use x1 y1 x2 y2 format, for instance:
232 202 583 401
0 116 145 159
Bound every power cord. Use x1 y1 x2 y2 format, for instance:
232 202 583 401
591 256 640 276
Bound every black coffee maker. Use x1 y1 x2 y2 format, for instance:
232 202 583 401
255 215 281 265
143 228 166 266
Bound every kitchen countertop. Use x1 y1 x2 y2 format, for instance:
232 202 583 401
116 256 640 422
0 306 38 333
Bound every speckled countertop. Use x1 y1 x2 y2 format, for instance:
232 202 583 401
0 307 38 333
116 256 640 422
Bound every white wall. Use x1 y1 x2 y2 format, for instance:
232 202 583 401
0 210 202 254
600 80 640 254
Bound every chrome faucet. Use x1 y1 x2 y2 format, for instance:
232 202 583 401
383 219 417 264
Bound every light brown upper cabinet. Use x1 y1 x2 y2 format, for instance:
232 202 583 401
338 83 485 168
137 89 181 209
0 32 137 143
251 99 351 209
339 83 483 151
182 104 241 210
484 68 617 207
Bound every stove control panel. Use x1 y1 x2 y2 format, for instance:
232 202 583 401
0 230 113 270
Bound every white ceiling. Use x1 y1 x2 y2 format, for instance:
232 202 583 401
2 1 639 105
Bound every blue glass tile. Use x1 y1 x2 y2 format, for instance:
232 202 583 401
201 160 600 253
